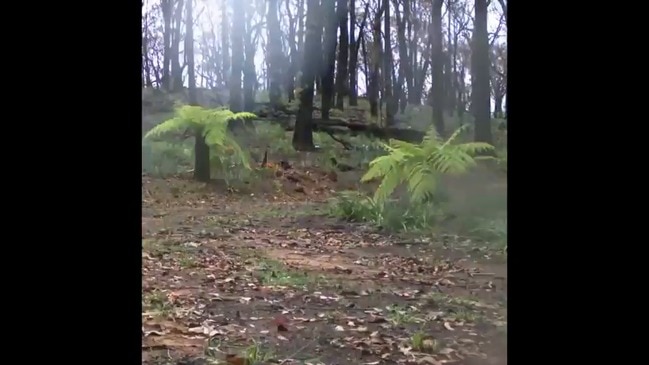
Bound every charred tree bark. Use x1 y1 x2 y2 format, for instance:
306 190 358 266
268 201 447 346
293 0 322 151
431 0 445 135
394 0 410 112
229 0 245 131
445 5 456 114
221 0 230 88
348 0 358 106
471 0 493 144
285 0 298 102
185 0 209 182
321 0 338 120
297 0 305 54
382 0 395 126
142 16 153 88
243 35 256 113
170 0 185 91
335 0 349 110
267 0 283 107
242 0 256 117
407 0 422 104
493 88 503 118
368 5 385 118
161 0 173 90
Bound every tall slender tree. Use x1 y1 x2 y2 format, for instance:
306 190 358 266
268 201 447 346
321 0 338 120
292 0 323 151
382 0 395 125
471 0 492 144
267 0 283 107
335 0 349 109
228 0 246 132
221 0 230 88
431 0 445 136
186 0 210 181
348 0 358 106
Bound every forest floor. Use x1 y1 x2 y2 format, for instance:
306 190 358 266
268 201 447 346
142 170 507 365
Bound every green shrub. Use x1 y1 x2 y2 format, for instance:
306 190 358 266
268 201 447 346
327 191 446 232
327 191 382 223
328 126 495 233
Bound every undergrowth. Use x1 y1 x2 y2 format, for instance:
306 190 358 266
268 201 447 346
141 100 507 252
327 191 446 232
327 126 506 252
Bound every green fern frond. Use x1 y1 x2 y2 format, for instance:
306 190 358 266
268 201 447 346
406 163 437 202
228 112 257 121
144 117 187 140
440 124 469 149
455 142 495 155
373 164 404 203
388 139 420 157
422 125 442 144
362 152 399 182
362 125 494 206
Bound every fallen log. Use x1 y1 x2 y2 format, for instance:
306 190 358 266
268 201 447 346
262 117 426 144
251 101 427 143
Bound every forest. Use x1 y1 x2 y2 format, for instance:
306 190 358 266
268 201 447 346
142 0 507 364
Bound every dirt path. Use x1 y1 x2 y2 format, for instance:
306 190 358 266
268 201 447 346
142 178 507 365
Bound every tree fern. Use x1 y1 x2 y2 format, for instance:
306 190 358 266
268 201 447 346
361 125 494 205
143 105 256 176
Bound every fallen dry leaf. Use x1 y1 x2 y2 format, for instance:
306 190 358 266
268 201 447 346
273 314 289 332
142 334 205 350
443 322 455 331
225 354 248 365
418 356 443 365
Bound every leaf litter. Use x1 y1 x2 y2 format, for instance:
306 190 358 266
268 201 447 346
142 177 507 365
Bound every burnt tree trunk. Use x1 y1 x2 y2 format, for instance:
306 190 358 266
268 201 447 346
431 0 445 135
382 0 395 126
368 4 385 118
161 0 172 90
170 0 185 91
267 0 283 107
186 0 209 182
348 0 358 106
321 0 338 120
407 0 421 104
293 0 322 151
221 0 230 88
285 0 298 102
335 0 349 110
229 0 245 131
394 0 410 113
242 0 256 118
471 0 493 144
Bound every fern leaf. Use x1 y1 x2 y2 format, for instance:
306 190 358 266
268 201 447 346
144 117 184 140
389 139 421 157
440 125 469 149
406 163 437 203
373 163 403 203
362 154 397 182
456 142 495 155
230 112 257 120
